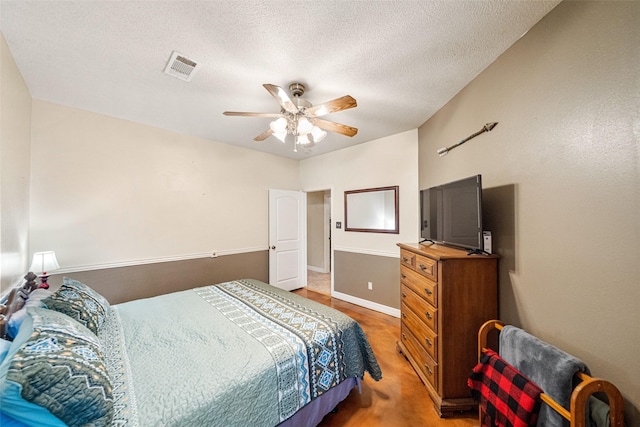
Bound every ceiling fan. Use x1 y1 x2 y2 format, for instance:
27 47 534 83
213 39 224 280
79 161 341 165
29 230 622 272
223 83 358 151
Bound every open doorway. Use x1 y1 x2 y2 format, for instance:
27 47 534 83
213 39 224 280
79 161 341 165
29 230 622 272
306 190 331 295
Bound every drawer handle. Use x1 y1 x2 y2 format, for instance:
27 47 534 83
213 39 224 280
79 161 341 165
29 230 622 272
402 312 407 319
425 311 433 320
401 292 407 299
424 288 432 296
425 338 432 347
425 364 433 375
403 257 410 262
419 264 428 271
401 273 406 279
402 333 407 340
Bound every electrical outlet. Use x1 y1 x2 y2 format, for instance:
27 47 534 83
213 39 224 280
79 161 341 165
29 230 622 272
367 281 373 290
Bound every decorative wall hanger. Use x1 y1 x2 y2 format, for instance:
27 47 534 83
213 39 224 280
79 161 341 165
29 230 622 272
437 122 498 156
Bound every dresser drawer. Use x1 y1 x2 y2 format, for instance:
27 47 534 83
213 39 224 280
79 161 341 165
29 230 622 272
402 302 438 361
415 254 437 281
401 324 439 390
401 266 437 307
400 249 416 269
401 284 437 332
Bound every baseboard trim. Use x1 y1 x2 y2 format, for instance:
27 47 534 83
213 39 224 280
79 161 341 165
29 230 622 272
307 265 329 274
331 291 400 318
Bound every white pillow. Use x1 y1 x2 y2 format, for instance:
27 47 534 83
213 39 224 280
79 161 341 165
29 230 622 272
25 289 53 307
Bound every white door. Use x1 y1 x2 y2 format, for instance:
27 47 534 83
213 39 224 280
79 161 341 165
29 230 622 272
269 189 306 291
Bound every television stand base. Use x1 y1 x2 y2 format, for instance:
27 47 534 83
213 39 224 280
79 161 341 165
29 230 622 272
467 248 490 256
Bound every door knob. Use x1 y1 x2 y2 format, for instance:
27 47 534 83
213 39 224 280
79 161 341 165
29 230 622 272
270 245 276 250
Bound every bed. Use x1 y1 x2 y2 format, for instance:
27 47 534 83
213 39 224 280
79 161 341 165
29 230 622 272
0 276 382 427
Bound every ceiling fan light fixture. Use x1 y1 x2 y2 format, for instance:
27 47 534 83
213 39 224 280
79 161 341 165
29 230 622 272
297 117 313 134
311 126 327 142
274 131 287 143
224 82 358 152
296 134 312 145
270 117 288 133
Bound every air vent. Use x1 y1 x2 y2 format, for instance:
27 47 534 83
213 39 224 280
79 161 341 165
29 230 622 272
164 51 200 82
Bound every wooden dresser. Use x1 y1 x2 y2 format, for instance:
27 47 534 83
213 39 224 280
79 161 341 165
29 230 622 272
396 243 498 417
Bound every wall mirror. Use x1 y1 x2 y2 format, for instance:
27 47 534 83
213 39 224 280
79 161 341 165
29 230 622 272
344 186 399 233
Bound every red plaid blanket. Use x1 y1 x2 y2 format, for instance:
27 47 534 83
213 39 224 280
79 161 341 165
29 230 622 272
468 349 543 427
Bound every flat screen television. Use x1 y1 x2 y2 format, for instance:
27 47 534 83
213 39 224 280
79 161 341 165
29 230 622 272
420 174 483 252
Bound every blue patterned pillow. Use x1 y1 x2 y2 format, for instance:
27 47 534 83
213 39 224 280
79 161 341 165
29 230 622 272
42 277 110 335
4 307 113 427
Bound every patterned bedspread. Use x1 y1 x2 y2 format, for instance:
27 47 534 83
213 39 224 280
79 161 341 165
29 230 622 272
98 279 381 427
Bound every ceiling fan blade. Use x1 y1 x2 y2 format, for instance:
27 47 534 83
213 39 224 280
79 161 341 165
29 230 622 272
306 95 357 117
223 111 282 118
263 84 299 114
313 118 358 137
253 129 273 141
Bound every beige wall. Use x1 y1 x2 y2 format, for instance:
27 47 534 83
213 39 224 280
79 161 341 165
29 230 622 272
0 33 32 295
301 129 419 256
300 129 418 312
306 191 327 271
418 1 639 421
29 100 300 272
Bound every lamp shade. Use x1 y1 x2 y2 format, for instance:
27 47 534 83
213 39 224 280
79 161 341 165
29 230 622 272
311 126 327 142
297 117 313 135
269 117 288 133
273 131 287 143
29 251 60 274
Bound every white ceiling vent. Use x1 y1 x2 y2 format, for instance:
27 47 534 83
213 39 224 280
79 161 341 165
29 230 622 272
164 51 200 82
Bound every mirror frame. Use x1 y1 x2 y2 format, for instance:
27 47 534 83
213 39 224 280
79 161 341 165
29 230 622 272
344 186 399 233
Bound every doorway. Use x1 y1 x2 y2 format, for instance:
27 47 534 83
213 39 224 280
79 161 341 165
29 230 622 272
306 190 331 295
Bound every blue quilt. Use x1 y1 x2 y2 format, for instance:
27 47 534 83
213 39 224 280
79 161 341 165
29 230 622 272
98 279 381 427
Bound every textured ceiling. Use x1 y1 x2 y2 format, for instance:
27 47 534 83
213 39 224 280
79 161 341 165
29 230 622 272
0 0 560 160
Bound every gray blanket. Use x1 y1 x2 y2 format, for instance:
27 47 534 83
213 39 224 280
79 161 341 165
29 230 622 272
499 325 590 427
